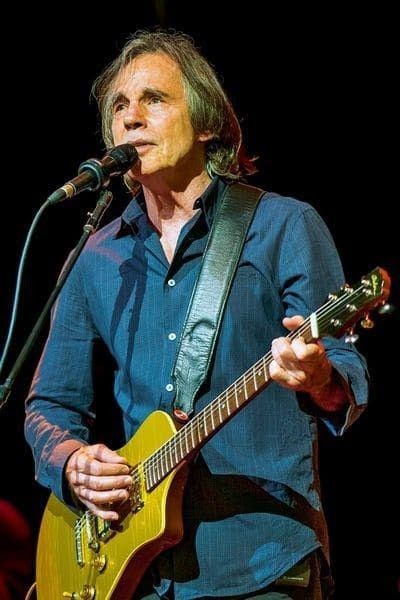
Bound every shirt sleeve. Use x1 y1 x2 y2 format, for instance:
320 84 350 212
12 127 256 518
24 254 99 503
276 204 369 435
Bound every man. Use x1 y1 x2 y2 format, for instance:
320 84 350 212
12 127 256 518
25 31 368 599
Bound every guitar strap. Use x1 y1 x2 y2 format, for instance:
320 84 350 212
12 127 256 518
172 181 266 421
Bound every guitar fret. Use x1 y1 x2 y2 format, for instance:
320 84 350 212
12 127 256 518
146 466 152 489
174 443 178 466
150 461 155 484
243 375 248 400
234 382 239 407
153 466 157 487
194 420 201 446
178 439 183 462
178 435 182 459
253 368 258 390
203 411 208 437
210 406 215 431
166 446 172 471
162 450 168 474
218 398 223 424
223 392 229 416
160 455 165 478
170 443 175 468
190 422 195 450
183 429 190 454
263 358 268 382
173 441 179 466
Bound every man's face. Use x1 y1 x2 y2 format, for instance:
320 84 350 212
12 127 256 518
110 52 208 186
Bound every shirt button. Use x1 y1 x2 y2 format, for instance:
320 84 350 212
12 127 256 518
166 383 174 392
168 332 177 341
167 279 176 287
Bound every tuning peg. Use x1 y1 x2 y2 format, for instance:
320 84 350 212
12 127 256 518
360 313 375 329
345 328 359 343
378 302 395 315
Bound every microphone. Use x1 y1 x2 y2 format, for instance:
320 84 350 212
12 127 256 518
47 143 138 204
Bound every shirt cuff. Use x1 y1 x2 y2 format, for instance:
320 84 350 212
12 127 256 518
320 362 367 436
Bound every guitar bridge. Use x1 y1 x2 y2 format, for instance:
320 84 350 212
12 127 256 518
74 512 99 566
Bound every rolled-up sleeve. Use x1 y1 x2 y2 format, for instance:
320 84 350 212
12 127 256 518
276 204 369 434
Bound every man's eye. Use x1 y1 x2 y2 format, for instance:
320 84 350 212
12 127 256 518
114 103 126 113
148 95 162 104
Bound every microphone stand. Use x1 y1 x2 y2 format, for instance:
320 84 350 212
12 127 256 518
0 189 114 410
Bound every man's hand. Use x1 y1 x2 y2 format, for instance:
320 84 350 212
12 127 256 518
65 444 132 520
270 315 350 412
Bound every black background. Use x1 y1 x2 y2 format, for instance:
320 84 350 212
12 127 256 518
0 4 399 598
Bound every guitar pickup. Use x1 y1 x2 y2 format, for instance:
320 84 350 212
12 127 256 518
74 513 111 567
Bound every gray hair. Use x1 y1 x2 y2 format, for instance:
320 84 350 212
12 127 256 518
91 30 256 186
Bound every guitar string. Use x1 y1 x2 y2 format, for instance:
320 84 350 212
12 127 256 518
76 283 374 532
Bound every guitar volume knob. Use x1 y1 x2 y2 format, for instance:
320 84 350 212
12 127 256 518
80 585 96 600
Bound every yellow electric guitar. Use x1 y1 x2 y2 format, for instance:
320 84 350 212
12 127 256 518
34 267 391 599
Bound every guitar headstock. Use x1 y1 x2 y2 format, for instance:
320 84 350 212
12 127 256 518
316 267 392 339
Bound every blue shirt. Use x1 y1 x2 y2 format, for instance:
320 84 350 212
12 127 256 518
25 177 368 598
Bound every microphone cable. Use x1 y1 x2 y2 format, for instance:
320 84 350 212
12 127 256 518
0 199 51 376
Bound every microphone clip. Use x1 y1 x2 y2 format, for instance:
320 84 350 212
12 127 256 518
47 144 138 204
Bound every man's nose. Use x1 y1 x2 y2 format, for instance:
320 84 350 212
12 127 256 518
123 104 145 130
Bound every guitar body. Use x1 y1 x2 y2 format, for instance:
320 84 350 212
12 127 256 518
36 411 188 599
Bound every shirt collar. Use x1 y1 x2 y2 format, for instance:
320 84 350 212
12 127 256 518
115 176 226 238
